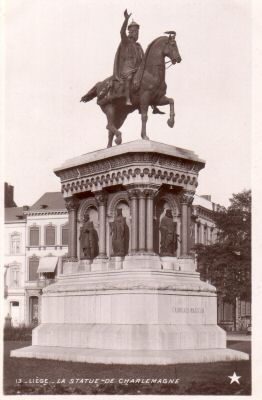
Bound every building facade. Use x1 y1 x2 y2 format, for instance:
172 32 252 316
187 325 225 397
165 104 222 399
4 191 68 326
4 207 27 326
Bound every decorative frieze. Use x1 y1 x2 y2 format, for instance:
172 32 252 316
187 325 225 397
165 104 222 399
58 153 203 183
27 210 67 216
61 167 198 195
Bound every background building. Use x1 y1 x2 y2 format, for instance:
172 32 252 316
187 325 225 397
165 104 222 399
24 192 68 325
4 186 68 326
4 206 26 326
193 194 219 246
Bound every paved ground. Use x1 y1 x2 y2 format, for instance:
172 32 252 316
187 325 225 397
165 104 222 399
4 340 251 395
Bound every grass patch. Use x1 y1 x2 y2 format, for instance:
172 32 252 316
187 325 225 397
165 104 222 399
4 326 32 341
4 340 251 395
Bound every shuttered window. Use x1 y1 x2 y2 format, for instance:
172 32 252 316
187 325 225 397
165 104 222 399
45 225 56 246
10 233 21 254
29 257 39 281
29 227 40 246
10 266 20 288
61 225 69 246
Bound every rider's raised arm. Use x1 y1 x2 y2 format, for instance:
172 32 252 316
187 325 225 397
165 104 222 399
120 10 131 41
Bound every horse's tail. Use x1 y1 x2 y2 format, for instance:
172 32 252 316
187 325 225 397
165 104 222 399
80 83 99 103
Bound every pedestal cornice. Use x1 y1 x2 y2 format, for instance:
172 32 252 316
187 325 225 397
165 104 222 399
54 141 204 198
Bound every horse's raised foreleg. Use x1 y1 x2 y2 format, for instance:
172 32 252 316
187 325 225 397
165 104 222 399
155 96 175 128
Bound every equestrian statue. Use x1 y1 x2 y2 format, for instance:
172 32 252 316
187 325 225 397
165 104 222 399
81 9 182 148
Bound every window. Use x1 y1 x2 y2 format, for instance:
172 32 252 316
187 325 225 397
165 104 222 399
10 266 20 288
45 225 56 246
29 226 40 246
61 224 69 246
10 232 21 254
28 256 39 281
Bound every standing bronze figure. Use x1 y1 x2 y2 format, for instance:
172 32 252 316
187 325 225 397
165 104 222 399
110 209 129 257
81 10 182 147
159 209 179 256
79 215 99 259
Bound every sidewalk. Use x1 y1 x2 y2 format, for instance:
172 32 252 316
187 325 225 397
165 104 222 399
227 332 251 341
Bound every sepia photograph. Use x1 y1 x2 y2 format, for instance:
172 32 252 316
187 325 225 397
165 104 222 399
1 0 257 397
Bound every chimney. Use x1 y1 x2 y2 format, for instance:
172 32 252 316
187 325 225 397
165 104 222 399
23 205 29 211
4 182 17 207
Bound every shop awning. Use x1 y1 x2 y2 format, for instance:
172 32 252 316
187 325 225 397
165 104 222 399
37 256 58 273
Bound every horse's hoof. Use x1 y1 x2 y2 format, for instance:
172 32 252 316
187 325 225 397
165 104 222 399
141 135 149 141
115 132 122 145
167 119 174 128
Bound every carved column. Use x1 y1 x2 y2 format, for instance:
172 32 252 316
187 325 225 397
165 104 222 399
128 189 139 253
145 189 155 253
138 190 146 252
65 197 79 259
95 192 107 257
176 212 182 257
180 191 194 256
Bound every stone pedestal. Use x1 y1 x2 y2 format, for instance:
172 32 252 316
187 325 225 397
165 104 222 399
11 140 248 364
108 256 124 270
123 253 162 270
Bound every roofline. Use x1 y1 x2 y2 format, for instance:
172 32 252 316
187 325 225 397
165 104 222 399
5 220 26 224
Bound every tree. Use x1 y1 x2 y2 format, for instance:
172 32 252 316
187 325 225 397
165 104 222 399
194 190 251 329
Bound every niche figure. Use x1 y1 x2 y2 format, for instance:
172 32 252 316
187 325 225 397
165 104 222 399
110 208 129 256
79 214 99 259
159 209 179 256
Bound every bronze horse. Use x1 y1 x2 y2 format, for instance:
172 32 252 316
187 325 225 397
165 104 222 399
81 33 181 148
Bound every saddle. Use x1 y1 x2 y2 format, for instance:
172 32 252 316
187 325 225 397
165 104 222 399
97 62 145 107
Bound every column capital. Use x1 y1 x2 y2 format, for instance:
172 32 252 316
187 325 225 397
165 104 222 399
126 185 158 200
144 188 157 199
127 188 140 200
65 197 80 212
180 190 195 205
137 190 146 199
95 191 108 206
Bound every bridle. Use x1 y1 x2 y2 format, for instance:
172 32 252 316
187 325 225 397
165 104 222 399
165 60 175 69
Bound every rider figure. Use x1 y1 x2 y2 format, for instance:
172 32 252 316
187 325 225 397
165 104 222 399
113 10 143 106
113 10 164 114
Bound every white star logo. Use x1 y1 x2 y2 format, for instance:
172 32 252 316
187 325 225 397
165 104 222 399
228 372 241 384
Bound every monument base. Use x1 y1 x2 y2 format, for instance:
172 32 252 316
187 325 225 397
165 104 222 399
10 266 249 364
11 345 248 365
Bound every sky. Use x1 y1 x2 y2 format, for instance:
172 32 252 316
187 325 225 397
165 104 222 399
3 0 251 207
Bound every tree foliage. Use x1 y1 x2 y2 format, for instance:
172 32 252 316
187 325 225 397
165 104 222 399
194 190 251 304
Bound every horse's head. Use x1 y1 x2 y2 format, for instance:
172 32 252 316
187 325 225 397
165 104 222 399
163 32 182 65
